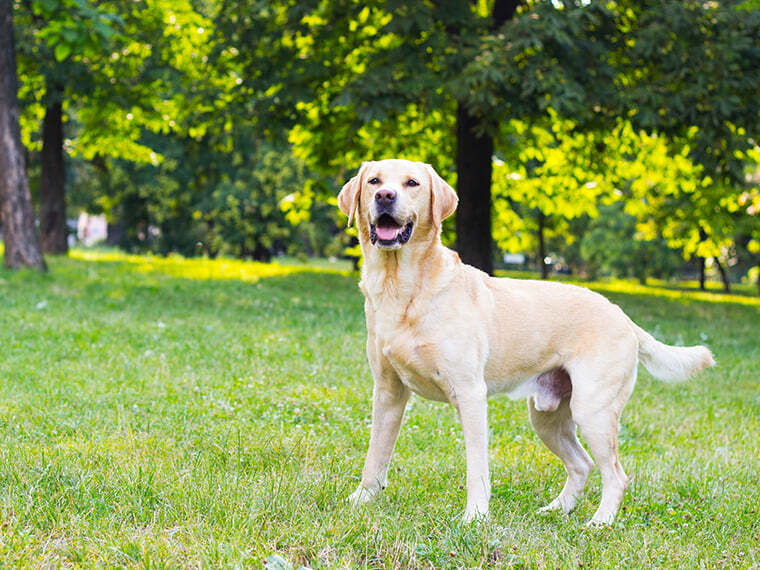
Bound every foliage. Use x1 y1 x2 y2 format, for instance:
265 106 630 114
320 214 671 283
611 0 760 273
460 0 619 125
620 0 760 187
579 203 682 283
6 0 760 286
15 0 210 161
492 111 611 261
73 134 341 260
0 252 758 565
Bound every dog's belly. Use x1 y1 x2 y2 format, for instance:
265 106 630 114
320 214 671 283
489 368 572 412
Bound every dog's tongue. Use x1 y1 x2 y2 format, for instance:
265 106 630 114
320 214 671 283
376 224 399 241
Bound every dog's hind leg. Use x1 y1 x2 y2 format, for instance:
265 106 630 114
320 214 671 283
569 359 637 525
529 395 594 515
574 407 629 525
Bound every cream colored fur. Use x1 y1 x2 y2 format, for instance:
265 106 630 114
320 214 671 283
338 159 715 525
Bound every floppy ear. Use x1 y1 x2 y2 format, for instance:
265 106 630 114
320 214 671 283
426 164 458 229
338 162 369 227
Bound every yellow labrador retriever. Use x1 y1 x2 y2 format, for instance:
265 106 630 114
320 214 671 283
338 158 714 525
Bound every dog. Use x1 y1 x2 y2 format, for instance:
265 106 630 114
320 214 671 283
338 158 714 525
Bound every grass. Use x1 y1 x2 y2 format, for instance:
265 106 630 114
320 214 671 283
0 248 758 568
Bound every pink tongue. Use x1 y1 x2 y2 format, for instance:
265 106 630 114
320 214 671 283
376 225 399 241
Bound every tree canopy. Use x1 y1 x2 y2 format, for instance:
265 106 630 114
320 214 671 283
2 0 760 292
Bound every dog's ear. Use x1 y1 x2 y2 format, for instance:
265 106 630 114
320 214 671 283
338 162 370 227
426 164 458 229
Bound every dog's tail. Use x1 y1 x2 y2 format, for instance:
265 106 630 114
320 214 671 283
631 321 715 382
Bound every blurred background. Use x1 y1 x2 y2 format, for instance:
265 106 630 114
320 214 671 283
2 0 759 291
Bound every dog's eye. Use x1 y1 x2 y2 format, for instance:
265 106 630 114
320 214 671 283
406 179 419 187
368 177 380 185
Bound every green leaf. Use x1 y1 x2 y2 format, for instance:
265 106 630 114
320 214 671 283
54 43 71 61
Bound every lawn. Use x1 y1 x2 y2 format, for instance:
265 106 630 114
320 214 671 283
0 250 758 568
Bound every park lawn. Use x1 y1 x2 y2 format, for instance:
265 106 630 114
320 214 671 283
0 249 758 568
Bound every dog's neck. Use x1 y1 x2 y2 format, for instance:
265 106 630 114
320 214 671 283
358 228 457 310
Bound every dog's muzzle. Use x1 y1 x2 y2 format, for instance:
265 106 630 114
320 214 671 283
370 213 414 248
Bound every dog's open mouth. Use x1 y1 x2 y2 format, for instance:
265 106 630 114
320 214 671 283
370 214 414 247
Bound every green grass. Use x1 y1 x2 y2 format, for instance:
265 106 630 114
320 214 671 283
0 249 758 568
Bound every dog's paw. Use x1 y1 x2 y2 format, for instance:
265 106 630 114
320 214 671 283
461 506 489 524
537 499 563 514
347 486 376 508
536 497 577 515
584 515 614 529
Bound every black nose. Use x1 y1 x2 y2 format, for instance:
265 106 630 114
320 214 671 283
374 189 396 205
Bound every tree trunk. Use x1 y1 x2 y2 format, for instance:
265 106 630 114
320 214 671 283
0 0 46 270
40 81 67 254
713 257 730 293
252 242 271 262
697 256 706 291
455 104 494 275
696 227 708 290
106 220 124 247
453 0 520 276
537 209 548 279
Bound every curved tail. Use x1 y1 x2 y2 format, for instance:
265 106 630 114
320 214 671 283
631 321 715 382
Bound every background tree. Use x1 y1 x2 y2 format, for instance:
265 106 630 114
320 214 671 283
15 0 122 253
14 0 210 254
579 203 682 283
492 111 612 278
618 0 760 290
281 0 620 274
0 0 45 270
6 0 760 294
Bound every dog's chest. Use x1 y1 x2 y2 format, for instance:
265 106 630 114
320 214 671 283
371 309 452 402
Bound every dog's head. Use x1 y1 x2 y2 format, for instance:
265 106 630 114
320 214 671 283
338 159 458 251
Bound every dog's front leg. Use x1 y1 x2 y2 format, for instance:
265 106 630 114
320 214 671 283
348 378 410 508
455 387 491 522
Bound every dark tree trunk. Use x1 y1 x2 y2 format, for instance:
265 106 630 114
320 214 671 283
537 209 548 279
106 221 123 247
697 256 706 291
253 242 271 262
40 81 67 254
453 0 520 276
714 257 730 293
455 104 494 275
697 226 707 291
0 0 46 270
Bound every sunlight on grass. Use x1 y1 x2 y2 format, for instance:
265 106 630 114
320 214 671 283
573 277 760 307
69 248 350 282
496 269 760 307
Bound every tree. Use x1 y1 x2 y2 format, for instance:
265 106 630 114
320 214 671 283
454 0 520 274
492 111 612 278
14 0 123 254
286 0 760 285
14 0 211 254
579 203 681 284
278 0 620 274
617 0 760 290
731 164 760 295
0 0 45 270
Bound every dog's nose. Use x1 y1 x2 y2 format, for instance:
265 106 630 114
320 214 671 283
374 189 396 205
